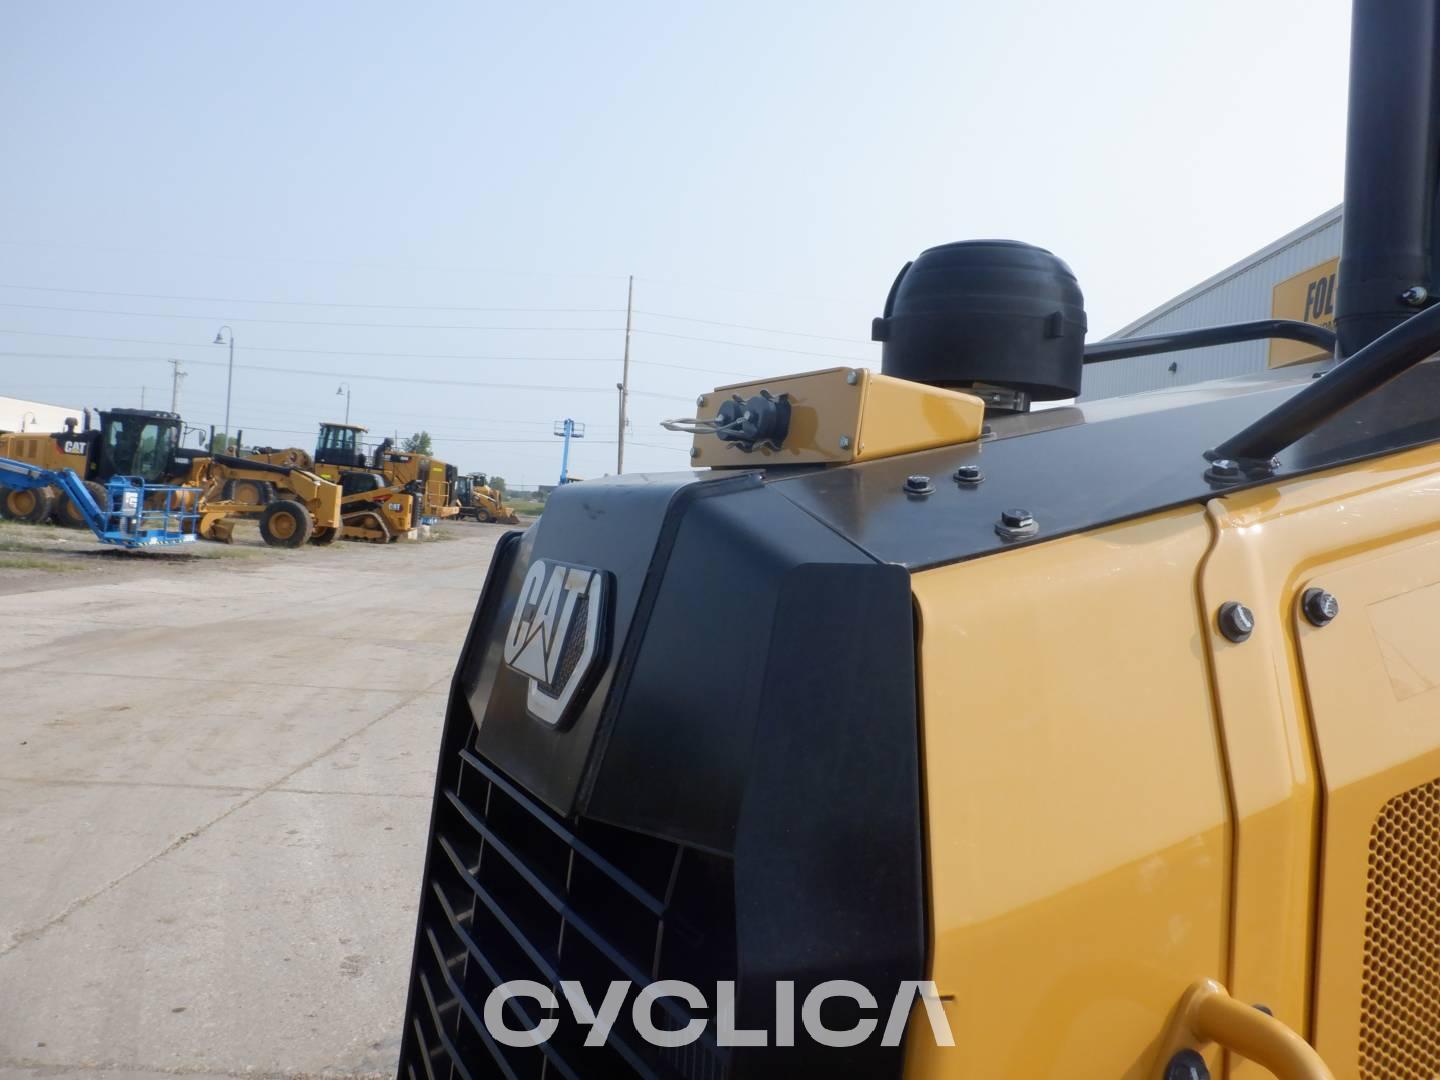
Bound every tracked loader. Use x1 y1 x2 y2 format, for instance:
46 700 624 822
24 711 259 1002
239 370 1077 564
310 421 459 523
396 1 1440 1077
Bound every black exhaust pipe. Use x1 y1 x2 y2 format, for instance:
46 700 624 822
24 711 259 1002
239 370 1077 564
1335 0 1440 357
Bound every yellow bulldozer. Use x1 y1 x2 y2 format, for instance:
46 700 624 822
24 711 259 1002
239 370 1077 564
452 471 519 524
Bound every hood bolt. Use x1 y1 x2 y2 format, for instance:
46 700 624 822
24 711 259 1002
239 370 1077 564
1218 601 1255 643
995 508 1037 541
954 464 984 485
904 474 934 496
1301 587 1339 627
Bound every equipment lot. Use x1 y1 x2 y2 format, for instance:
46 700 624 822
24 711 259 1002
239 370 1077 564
0 521 506 1079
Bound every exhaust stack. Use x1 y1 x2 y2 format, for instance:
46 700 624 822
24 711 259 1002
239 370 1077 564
1335 0 1440 357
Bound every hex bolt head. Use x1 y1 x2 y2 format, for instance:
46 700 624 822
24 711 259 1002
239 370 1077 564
1205 458 1242 484
994 508 1038 541
1301 587 1340 627
904 474 934 496
845 369 860 385
954 464 984 485
696 394 708 408
1402 284 1430 307
838 435 852 450
1164 1049 1210 1080
1218 601 1255 643
689 447 701 459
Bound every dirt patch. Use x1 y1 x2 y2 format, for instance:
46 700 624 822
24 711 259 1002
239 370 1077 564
0 517 471 596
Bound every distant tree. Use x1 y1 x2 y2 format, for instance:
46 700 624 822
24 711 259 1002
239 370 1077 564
489 475 507 495
209 432 238 454
402 431 433 455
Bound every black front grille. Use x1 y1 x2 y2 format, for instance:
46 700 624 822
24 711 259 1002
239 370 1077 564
401 747 736 1080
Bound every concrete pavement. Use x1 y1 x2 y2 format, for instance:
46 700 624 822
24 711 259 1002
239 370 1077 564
0 524 505 1079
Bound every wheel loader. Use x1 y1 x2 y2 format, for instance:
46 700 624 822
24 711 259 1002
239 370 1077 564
453 472 520 524
397 2 1440 1077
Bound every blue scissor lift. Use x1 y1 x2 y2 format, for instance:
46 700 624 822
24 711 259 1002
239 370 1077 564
0 457 203 549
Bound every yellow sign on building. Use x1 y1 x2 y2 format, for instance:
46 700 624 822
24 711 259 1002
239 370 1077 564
1270 256 1339 367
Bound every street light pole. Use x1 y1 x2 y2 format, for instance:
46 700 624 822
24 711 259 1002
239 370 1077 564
169 359 186 414
617 275 633 474
213 326 235 451
336 382 351 424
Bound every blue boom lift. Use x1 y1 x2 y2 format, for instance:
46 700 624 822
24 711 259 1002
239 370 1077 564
0 457 201 549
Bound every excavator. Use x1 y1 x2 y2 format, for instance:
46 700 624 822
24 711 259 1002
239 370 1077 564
396 1 1440 1077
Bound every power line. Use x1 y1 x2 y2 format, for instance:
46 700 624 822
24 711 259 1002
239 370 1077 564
0 344 694 402
0 330 750 376
0 237 632 283
0 282 867 344
636 310 871 344
632 327 873 361
0 281 623 315
0 300 625 333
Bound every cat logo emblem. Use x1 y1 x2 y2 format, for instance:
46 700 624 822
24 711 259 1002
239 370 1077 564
503 558 607 726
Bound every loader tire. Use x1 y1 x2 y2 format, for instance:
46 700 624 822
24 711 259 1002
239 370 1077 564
53 481 107 528
0 484 56 524
259 499 314 548
310 525 339 546
224 479 272 506
474 506 494 523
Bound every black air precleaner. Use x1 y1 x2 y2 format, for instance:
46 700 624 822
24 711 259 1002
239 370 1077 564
872 239 1087 401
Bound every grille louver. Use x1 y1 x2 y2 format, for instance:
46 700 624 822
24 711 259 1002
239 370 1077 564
401 748 736 1080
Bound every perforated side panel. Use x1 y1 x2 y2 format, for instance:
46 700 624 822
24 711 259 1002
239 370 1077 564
1360 779 1440 1079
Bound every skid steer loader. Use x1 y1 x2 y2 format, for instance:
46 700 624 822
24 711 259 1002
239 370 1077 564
396 1 1440 1077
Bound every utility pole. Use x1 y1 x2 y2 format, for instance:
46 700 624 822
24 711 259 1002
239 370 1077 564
213 326 235 450
617 275 633 474
169 360 186 414
140 385 147 409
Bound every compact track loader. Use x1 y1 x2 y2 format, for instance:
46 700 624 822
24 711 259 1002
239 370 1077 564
398 1 1440 1077
311 422 459 523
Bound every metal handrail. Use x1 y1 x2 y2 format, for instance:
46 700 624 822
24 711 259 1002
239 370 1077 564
1083 319 1336 364
1210 301 1440 464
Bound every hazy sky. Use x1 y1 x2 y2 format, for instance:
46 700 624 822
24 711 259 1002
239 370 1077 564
0 0 1351 487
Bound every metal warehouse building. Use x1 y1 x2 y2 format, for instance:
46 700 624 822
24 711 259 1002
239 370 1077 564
1084 205 1343 400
